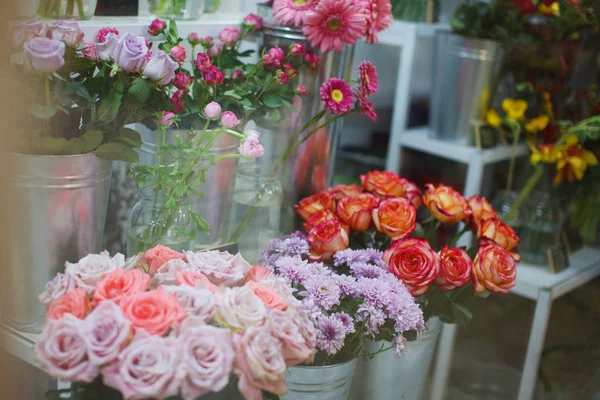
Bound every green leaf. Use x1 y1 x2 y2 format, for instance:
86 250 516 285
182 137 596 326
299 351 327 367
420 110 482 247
223 90 242 100
165 196 176 209
111 127 142 148
37 137 71 154
263 95 283 108
97 91 123 122
452 302 473 326
70 57 96 71
239 98 253 108
192 212 211 234
282 99 298 113
78 130 104 153
269 108 282 121
167 20 179 44
95 142 138 162
129 77 151 104
27 104 57 119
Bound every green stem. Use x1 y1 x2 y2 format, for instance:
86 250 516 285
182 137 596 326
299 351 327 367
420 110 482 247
506 121 521 193
66 0 75 16
506 164 544 221
76 0 85 18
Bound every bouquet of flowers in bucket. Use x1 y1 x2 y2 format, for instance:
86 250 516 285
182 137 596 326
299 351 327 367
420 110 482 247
261 171 519 330
36 246 316 400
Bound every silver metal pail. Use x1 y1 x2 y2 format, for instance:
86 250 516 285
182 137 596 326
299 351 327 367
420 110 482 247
283 359 357 400
350 317 443 400
3 153 112 333
136 125 239 251
430 32 504 145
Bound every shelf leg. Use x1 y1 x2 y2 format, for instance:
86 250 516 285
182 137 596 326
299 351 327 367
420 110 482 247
430 323 459 400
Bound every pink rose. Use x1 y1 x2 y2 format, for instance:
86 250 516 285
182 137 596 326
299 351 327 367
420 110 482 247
291 43 305 55
119 287 186 336
96 32 119 61
148 18 166 36
143 49 178 85
277 71 289 84
243 13 264 30
169 90 185 113
245 265 273 283
202 65 225 85
239 137 265 158
304 53 319 69
220 111 240 129
219 27 241 45
178 318 235 400
48 19 84 48
260 278 304 309
46 287 89 321
96 26 119 43
214 287 267 330
162 286 216 322
81 42 99 61
231 69 244 81
194 52 211 70
201 36 214 46
123 253 149 271
39 273 77 308
144 244 185 275
158 111 176 128
435 247 473 292
113 33 148 72
12 19 46 48
80 301 131 366
152 258 193 286
65 251 125 293
184 250 252 286
102 331 186 400
175 270 218 293
245 282 287 311
173 71 192 90
208 43 222 56
92 268 152 305
267 309 316 367
204 101 222 119
35 314 97 382
297 84 308 97
170 44 187 65
188 32 201 45
23 37 65 73
246 130 260 140
233 326 287 399
264 46 285 68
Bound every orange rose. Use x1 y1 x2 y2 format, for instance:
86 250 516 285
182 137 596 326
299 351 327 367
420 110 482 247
472 244 516 294
307 219 349 261
372 197 416 240
400 178 422 209
422 184 472 224
295 192 336 220
327 184 363 200
467 195 498 231
245 265 274 283
175 270 218 293
303 209 338 232
93 268 152 305
337 193 380 231
360 170 405 199
435 247 473 291
478 217 520 261
383 238 441 296
245 282 287 311
144 245 185 275
46 288 90 322
119 287 186 336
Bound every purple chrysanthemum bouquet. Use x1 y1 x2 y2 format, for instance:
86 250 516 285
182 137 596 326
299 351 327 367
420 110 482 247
260 233 424 365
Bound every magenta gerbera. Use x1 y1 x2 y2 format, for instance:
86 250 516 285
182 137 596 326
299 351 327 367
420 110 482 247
320 78 354 115
357 90 378 122
364 0 393 44
303 0 367 53
273 0 320 28
358 60 379 95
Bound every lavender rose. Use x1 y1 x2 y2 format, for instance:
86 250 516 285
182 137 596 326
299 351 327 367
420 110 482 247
184 250 252 286
177 317 235 400
267 309 316 367
80 301 131 366
65 251 125 293
101 331 186 400
38 273 77 308
214 287 266 330
48 19 84 48
113 33 148 72
96 32 119 61
143 49 178 86
152 258 195 287
12 19 46 48
23 38 65 73
162 285 216 322
35 314 97 382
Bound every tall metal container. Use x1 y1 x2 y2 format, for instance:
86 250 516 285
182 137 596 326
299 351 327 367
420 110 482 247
430 32 504 145
283 359 357 400
4 153 112 333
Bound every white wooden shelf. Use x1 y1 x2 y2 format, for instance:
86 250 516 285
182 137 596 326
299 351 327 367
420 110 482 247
1 324 40 368
378 20 449 45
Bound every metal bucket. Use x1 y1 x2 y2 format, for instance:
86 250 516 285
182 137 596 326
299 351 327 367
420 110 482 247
3 153 112 333
136 125 239 250
283 359 357 400
350 317 443 400
430 32 504 145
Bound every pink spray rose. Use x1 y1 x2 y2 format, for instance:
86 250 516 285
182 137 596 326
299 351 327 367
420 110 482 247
297 84 308 97
243 13 264 30
204 101 222 119
39 273 77 308
151 258 193 287
45 287 89 322
48 19 84 48
148 18 166 36
220 111 240 129
245 282 287 311
202 65 225 85
169 44 187 65
102 331 186 400
175 270 218 293
65 251 125 293
23 37 65 73
188 32 201 45
35 314 97 383
81 43 99 61
233 326 287 399
277 71 289 84
92 268 152 305
208 43 222 57
113 33 148 72
194 52 211 70
169 90 185 113
80 301 131 366
158 111 176 128
143 49 178 85
245 265 273 283
96 32 119 61
162 286 216 322
239 137 265 159
184 250 251 286
267 309 316 367
231 69 244 81
177 318 235 400
96 26 119 43
214 287 267 330
119 287 186 336
173 71 193 91
144 244 185 275
219 27 241 45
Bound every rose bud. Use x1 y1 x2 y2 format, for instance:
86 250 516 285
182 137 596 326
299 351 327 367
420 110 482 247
169 45 186 65
307 219 349 261
295 192 336 221
383 238 441 296
372 197 416 241
243 13 265 30
326 184 363 200
291 43 305 56
220 111 240 129
435 247 473 291
188 32 201 45
400 178 422 209
232 69 244 81
202 65 225 86
194 52 211 71
204 101 221 120
337 193 379 231
360 170 405 199
297 84 308 97
478 217 520 260
472 244 516 294
422 184 472 224
303 209 337 232
148 19 166 36
158 111 176 128
468 195 498 231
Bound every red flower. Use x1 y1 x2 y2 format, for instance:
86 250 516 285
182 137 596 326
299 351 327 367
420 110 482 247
202 65 225 85
337 193 380 231
296 191 336 220
435 247 473 291
360 170 405 199
472 244 516 294
307 219 350 261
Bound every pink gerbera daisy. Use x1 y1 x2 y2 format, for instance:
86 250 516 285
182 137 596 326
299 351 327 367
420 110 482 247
358 60 379 95
321 78 354 114
273 0 320 28
364 0 393 44
303 0 367 53
357 90 377 122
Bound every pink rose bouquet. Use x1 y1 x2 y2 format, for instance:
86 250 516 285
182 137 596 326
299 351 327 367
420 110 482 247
36 246 316 400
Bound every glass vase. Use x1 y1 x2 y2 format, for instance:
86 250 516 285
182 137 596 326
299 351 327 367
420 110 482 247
204 0 219 13
147 0 205 20
37 0 97 19
519 190 563 265
492 190 522 233
391 0 438 22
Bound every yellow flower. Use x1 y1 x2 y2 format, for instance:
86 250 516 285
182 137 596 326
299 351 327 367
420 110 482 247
525 115 550 134
554 137 598 184
539 2 560 16
530 143 558 166
502 99 528 121
542 91 554 117
486 109 501 128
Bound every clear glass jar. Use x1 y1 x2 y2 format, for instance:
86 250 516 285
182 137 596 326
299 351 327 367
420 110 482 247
127 185 191 255
147 0 205 20
203 0 220 13
391 0 438 23
492 190 522 232
38 0 97 19
519 191 563 265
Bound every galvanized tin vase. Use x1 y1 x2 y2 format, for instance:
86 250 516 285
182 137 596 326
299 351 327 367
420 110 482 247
4 153 112 333
283 359 357 400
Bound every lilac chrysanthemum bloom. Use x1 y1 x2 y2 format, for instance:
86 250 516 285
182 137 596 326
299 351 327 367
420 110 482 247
301 298 324 320
389 297 425 335
333 312 356 335
333 248 386 268
310 262 333 277
351 262 384 278
274 256 313 284
356 277 393 309
356 303 387 335
393 334 408 358
259 231 309 266
334 274 357 298
299 275 341 311
315 315 347 355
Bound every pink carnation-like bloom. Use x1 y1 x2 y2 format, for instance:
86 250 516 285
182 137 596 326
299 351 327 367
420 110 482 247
239 137 265 159
303 0 367 53
320 78 354 115
96 26 119 43
304 53 319 69
277 71 289 84
219 27 241 45
273 0 319 27
194 52 211 71
357 90 377 122
364 0 394 44
358 60 379 95
202 65 225 85
263 46 285 68
173 71 192 91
